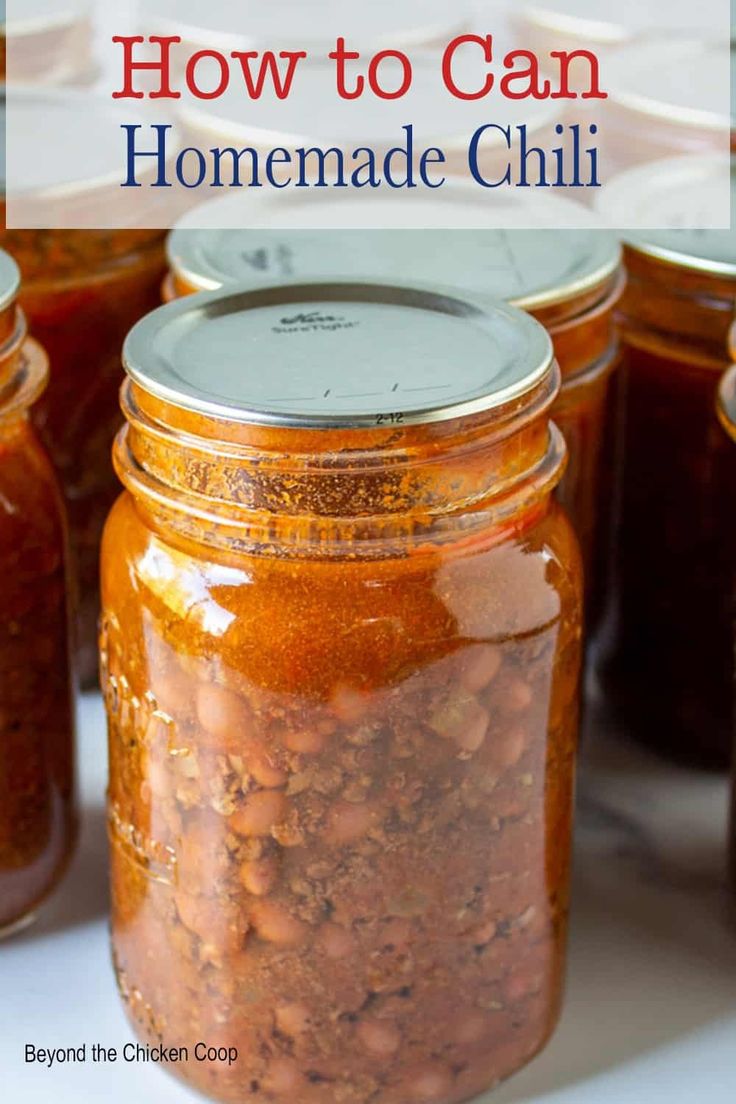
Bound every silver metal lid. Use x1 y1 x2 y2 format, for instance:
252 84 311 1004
606 37 732 130
180 47 560 153
596 155 736 274
515 1 724 45
124 281 554 428
168 214 620 311
143 0 471 52
0 249 21 312
169 181 601 235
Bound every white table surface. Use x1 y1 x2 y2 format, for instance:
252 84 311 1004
2 693 735 1103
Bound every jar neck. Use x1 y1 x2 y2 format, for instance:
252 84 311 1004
116 366 566 559
0 305 47 428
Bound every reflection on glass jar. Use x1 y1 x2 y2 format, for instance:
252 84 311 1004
598 202 736 769
101 282 583 1104
0 249 77 937
165 203 621 632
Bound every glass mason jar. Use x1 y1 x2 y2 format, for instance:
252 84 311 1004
598 223 736 769
165 207 622 630
0 249 77 937
1 87 171 685
102 282 583 1104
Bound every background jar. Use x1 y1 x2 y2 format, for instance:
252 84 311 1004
102 281 583 1104
595 198 736 769
165 197 621 630
0 249 77 937
1 88 170 685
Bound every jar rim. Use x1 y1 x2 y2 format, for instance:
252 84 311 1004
123 279 555 430
166 220 620 316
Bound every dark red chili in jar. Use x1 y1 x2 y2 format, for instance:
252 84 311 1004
0 248 77 937
597 161 736 768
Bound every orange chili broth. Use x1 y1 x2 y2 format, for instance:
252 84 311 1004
599 243 736 768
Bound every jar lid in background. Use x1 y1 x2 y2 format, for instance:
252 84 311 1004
123 281 554 428
169 180 602 237
1 86 174 227
595 154 735 275
512 0 726 48
605 36 732 134
3 0 91 35
142 0 472 53
177 46 561 158
2 0 94 86
168 195 619 313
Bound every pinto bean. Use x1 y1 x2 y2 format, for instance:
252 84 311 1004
229 791 287 837
357 1019 401 1057
250 900 309 946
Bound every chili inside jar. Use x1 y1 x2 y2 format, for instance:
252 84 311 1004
1 88 169 685
166 201 622 629
0 248 77 937
102 281 583 1104
597 158 736 768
